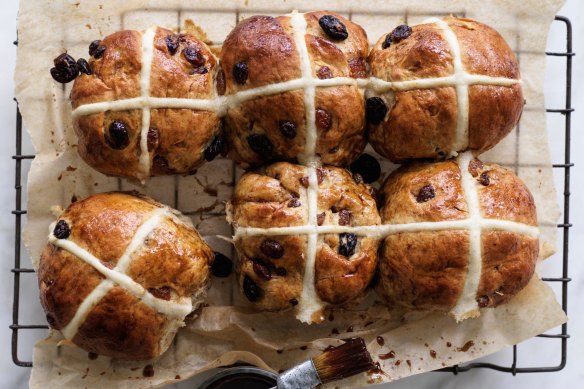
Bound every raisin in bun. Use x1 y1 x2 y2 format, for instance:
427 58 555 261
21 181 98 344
38 192 213 360
220 11 369 168
377 153 538 321
367 17 523 162
71 27 222 181
227 162 380 322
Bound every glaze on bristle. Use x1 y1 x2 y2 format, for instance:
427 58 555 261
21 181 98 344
312 337 374 383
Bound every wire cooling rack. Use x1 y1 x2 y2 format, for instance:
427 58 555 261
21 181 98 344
10 14 573 376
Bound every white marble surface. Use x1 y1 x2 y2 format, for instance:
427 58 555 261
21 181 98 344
0 1 582 388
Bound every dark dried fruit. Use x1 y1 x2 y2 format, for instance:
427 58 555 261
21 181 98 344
317 212 326 226
339 233 357 257
338 209 351 226
190 66 208 75
260 239 284 259
348 57 368 78
105 120 130 150
352 173 364 184
46 314 56 326
147 127 159 152
212 252 233 277
390 25 412 43
183 46 205 67
233 62 249 84
479 172 490 186
275 267 287 276
289 298 299 306
288 198 301 208
165 34 180 55
152 155 170 174
92 45 106 59
477 295 490 308
252 259 272 281
247 134 273 159
317 66 333 79
148 286 171 300
243 275 263 302
416 184 436 203
318 15 348 41
315 108 332 131
53 220 71 239
329 146 338 154
50 53 79 83
365 97 388 125
204 134 225 161
300 176 309 188
88 40 101 56
76 58 92 75
350 153 381 184
468 158 484 177
279 120 297 139
381 34 392 49
216 68 226 95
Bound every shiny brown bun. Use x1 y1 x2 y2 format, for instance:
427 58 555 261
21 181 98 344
38 192 213 360
220 11 369 168
377 156 538 317
228 162 380 315
367 17 523 162
71 27 222 181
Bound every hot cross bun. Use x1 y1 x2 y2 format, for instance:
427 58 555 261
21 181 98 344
367 17 523 162
377 154 538 321
38 192 213 360
220 11 369 168
70 27 222 181
227 162 381 322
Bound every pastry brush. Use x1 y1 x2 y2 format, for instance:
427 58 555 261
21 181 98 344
271 337 374 389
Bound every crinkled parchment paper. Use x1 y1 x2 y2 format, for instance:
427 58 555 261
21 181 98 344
15 0 566 387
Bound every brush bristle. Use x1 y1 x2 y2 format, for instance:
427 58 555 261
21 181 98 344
312 337 374 383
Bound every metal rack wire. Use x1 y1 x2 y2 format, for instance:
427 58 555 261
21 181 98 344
10 15 573 376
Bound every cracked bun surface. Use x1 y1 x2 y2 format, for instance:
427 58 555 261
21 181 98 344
71 27 222 181
38 192 213 360
367 17 523 162
220 11 369 168
228 162 381 312
377 157 538 315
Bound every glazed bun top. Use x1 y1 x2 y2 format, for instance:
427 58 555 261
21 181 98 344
377 153 538 321
220 11 369 168
229 162 380 323
367 16 523 162
71 27 222 181
38 192 213 360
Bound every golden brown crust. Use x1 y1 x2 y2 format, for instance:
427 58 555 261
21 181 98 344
378 157 538 312
221 12 368 168
37 192 213 360
368 87 458 161
378 231 469 311
468 84 523 153
380 160 468 223
478 232 538 308
368 23 453 81
473 160 537 225
73 287 168 360
367 17 523 162
71 27 221 179
230 162 380 311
